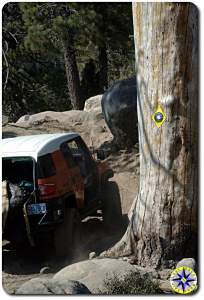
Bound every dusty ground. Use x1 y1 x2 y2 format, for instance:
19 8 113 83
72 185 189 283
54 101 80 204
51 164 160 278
2 217 129 294
2 109 140 294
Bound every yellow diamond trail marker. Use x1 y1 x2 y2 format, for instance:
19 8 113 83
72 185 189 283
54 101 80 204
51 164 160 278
170 266 197 294
152 104 166 128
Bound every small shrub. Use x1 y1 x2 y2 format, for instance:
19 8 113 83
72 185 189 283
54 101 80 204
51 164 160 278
100 270 161 295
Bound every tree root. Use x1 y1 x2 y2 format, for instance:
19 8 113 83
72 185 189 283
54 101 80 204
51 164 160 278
99 217 163 269
100 221 135 258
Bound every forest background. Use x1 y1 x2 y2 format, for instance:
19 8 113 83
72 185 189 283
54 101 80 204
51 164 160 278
2 2 134 121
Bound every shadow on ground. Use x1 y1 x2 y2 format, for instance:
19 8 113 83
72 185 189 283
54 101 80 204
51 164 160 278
2 131 17 138
2 215 128 276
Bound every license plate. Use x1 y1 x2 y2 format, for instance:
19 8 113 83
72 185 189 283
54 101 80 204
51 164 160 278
27 203 47 215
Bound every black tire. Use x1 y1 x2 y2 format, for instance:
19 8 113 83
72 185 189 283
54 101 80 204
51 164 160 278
53 208 79 258
101 181 123 228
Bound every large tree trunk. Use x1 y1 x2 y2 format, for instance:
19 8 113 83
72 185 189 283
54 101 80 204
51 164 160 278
102 3 198 268
63 35 84 110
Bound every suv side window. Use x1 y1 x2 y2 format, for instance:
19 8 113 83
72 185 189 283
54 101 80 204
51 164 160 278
74 137 95 170
68 140 82 155
68 137 95 176
37 154 56 179
60 143 76 168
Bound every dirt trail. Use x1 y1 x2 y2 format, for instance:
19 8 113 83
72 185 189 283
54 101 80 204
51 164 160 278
2 216 128 294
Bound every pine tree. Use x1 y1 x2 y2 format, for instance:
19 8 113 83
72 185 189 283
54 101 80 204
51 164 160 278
2 2 134 120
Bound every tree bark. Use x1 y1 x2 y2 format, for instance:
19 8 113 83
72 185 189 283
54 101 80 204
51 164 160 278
102 2 198 268
98 45 108 92
63 34 83 110
97 5 108 92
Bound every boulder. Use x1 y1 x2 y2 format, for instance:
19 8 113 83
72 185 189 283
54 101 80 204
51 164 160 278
16 278 49 295
158 280 173 293
16 110 88 127
176 258 196 270
8 108 112 149
53 258 137 293
16 278 91 295
84 95 103 114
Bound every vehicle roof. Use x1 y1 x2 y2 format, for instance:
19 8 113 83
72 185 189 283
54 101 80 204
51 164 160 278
1 133 79 160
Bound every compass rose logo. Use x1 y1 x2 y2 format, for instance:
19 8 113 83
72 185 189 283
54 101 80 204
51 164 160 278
170 266 197 294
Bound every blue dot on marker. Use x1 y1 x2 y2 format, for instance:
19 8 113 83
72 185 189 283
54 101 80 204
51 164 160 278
154 112 163 123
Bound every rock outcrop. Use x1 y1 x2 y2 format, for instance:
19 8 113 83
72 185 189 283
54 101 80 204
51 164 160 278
16 278 91 295
53 258 137 293
4 109 112 150
176 258 196 271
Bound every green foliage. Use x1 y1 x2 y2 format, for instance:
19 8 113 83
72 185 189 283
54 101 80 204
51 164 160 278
3 2 135 121
2 3 71 121
100 270 161 295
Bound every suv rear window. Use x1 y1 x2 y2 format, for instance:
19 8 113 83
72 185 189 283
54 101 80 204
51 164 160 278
37 154 56 179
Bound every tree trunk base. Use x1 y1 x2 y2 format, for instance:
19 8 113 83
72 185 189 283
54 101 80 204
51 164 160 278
100 218 198 269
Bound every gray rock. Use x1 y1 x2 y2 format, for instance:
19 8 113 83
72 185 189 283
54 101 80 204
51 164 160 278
46 279 91 295
89 252 97 259
13 108 111 150
84 95 103 114
54 258 137 293
176 258 196 270
158 269 172 280
16 278 91 295
40 266 50 274
24 115 30 121
16 278 51 295
158 280 173 293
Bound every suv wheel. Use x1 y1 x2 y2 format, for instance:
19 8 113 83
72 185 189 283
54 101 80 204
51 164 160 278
53 208 80 258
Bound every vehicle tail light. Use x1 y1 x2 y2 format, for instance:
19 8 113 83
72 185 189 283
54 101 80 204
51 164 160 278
38 183 56 197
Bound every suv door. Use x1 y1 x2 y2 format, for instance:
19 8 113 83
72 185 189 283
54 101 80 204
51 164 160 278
66 137 99 203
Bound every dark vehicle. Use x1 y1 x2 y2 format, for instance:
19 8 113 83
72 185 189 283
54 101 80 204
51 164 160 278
101 77 137 149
